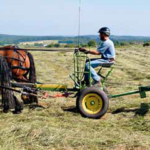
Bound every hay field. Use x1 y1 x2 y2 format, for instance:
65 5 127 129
1 46 150 150
19 40 58 46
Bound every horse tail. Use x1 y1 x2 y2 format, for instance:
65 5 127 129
27 52 36 83
27 52 38 103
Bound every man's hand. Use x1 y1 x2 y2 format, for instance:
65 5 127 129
79 48 90 54
79 48 101 55
79 48 87 52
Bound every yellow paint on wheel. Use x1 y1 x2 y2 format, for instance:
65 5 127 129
82 93 103 114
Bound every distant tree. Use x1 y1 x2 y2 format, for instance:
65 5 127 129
129 42 134 45
46 43 61 48
114 41 132 47
46 43 55 48
80 44 88 48
87 40 97 47
34 43 44 47
54 43 60 48
120 42 127 46
114 41 121 47
64 44 75 48
143 42 150 47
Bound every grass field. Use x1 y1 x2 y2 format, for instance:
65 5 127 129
19 40 58 46
1 45 150 150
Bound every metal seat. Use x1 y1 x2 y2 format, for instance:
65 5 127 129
100 62 114 68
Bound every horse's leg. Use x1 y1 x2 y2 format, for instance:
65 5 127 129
27 52 36 83
27 52 38 103
13 95 24 114
0 56 18 113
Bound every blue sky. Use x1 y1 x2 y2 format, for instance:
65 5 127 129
0 0 150 36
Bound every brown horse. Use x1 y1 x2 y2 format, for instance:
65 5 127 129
0 45 36 83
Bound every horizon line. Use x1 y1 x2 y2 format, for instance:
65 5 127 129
0 33 150 38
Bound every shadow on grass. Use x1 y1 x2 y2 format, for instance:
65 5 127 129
29 104 46 109
62 106 78 113
112 103 150 116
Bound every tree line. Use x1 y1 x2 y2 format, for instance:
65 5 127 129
46 40 98 48
45 40 150 48
1 34 150 46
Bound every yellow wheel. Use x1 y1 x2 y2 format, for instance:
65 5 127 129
77 87 109 119
82 93 103 115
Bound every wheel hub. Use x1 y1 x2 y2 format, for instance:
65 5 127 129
90 101 95 105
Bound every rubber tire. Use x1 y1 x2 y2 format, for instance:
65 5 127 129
76 87 109 119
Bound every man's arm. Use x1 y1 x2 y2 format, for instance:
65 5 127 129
79 42 108 55
88 50 101 55
79 48 101 55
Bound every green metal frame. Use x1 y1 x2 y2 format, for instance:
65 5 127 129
109 85 150 99
71 50 114 91
71 50 91 89
97 66 114 89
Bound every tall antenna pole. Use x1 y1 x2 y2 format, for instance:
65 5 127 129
78 0 81 48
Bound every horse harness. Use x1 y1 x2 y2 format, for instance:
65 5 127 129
2 47 30 71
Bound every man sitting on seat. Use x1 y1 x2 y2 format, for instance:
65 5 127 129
79 27 116 86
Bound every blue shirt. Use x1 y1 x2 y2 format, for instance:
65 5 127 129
97 39 115 59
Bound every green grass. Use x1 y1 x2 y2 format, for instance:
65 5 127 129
19 40 58 46
1 45 150 150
